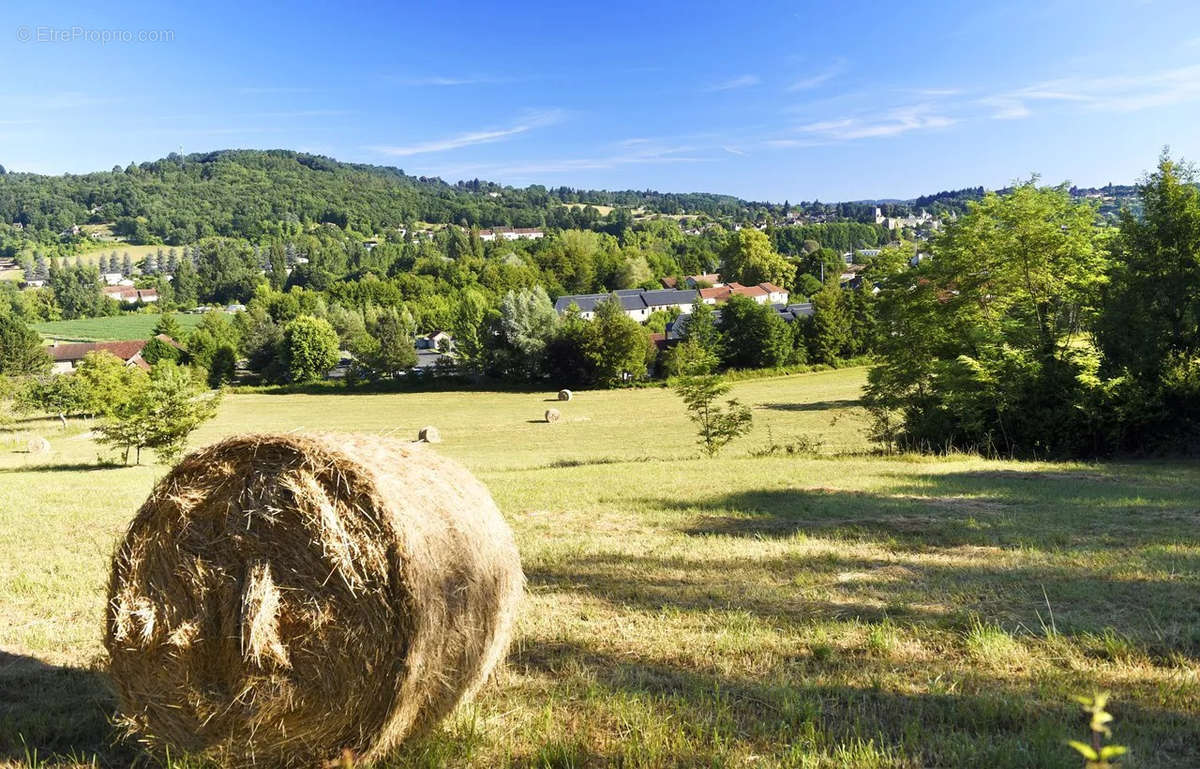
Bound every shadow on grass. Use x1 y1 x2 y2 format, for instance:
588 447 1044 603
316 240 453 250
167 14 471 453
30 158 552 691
757 398 862 412
0 462 123 474
0 652 130 765
664 465 1200 551
504 639 1199 769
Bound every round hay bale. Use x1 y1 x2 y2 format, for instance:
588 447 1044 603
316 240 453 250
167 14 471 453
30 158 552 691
544 408 561 424
557 389 573 402
417 425 441 443
25 435 50 454
104 433 524 767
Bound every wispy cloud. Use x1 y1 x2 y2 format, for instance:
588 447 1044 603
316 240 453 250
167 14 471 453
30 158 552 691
705 74 760 92
236 86 313 95
436 140 711 180
794 104 956 140
787 60 844 91
722 145 747 156
366 109 565 157
393 75 514 87
980 64 1200 118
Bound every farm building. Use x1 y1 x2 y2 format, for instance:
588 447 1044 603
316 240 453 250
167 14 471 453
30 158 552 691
47 334 183 374
102 286 159 305
553 288 698 321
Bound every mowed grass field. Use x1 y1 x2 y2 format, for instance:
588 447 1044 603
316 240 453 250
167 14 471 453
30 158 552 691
1 367 1198 768
33 314 204 342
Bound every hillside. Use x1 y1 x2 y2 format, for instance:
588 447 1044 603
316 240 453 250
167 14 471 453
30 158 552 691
0 150 766 247
0 150 1074 256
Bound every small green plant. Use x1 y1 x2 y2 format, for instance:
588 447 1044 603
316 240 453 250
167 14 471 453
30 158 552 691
1068 693 1126 768
671 373 752 457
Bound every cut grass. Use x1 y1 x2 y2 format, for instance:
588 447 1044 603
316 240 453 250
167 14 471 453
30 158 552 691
33 314 203 342
0 366 1198 768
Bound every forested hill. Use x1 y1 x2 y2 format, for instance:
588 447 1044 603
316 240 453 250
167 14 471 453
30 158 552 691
0 149 765 245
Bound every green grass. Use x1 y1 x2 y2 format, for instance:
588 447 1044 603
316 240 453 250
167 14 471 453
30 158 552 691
33 314 203 342
1 367 1198 768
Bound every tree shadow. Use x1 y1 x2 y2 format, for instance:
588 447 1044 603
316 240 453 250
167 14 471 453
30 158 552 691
668 464 1200 552
0 463 122 474
0 651 130 765
757 398 862 412
507 639 1200 768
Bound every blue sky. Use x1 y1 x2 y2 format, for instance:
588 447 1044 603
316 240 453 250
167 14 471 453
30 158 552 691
2 0 1200 201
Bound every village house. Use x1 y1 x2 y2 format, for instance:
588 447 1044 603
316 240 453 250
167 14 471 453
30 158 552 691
553 288 698 322
102 286 159 304
47 334 185 374
698 282 789 306
417 330 454 350
476 227 545 242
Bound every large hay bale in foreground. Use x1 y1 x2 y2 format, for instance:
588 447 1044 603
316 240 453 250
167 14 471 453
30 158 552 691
557 389 572 402
544 408 561 424
417 425 441 443
105 433 524 767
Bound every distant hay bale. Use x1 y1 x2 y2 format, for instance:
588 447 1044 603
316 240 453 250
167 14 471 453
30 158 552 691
104 433 524 767
417 425 441 443
557 389 573 402
544 408 561 424
25 435 50 454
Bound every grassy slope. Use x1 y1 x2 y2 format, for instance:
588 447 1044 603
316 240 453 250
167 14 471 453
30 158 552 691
0 368 1197 768
33 314 204 342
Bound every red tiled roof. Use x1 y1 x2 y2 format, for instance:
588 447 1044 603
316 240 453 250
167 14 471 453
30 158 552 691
699 286 731 301
49 340 146 363
758 282 785 294
731 283 768 298
660 277 679 289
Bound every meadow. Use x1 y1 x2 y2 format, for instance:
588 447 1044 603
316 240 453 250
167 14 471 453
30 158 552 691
33 314 204 342
0 367 1197 768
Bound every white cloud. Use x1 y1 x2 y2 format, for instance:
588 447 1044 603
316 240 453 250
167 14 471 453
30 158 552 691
236 86 313 95
436 141 710 180
705 74 760 92
787 61 845 91
981 64 1200 119
722 145 747 156
366 109 565 157
393 75 512 87
794 105 955 140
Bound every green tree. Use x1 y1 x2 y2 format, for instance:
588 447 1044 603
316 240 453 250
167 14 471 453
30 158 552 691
187 311 241 370
585 298 650 386
361 307 418 377
449 289 489 373
718 295 791 369
74 350 148 417
152 313 183 340
95 361 220 464
1099 153 1200 378
173 257 200 308
141 335 184 365
809 282 852 364
1094 153 1200 452
544 306 594 386
497 286 558 379
281 315 340 383
49 265 105 319
721 229 792 289
207 344 238 387
864 181 1107 456
0 316 50 375
672 373 753 456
